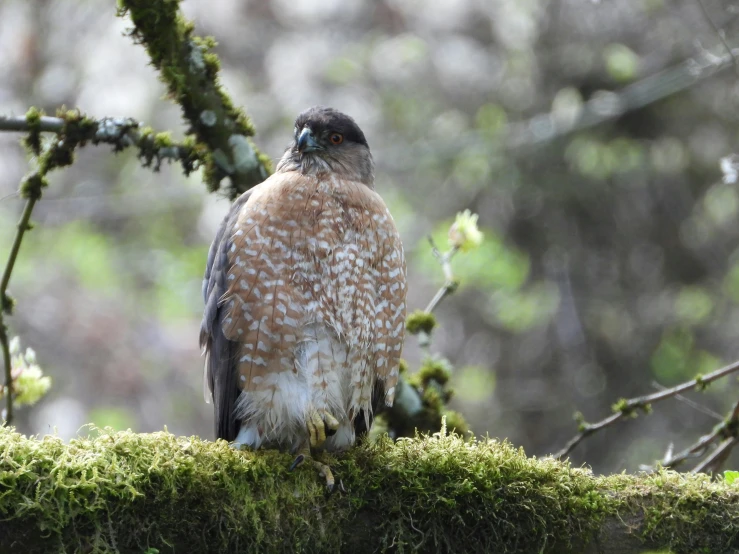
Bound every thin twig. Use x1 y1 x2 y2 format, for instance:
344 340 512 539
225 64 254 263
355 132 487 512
381 46 737 174
693 0 739 75
423 238 459 314
554 358 739 460
691 436 739 474
0 116 64 133
0 115 202 172
660 398 739 470
651 380 723 420
0 197 38 426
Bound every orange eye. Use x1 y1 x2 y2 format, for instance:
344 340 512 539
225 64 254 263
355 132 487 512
329 133 344 145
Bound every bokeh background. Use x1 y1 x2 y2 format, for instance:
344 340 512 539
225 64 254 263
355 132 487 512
2 0 739 474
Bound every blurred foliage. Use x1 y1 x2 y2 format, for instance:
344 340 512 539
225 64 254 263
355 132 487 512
3 337 51 408
1 0 739 474
418 221 529 291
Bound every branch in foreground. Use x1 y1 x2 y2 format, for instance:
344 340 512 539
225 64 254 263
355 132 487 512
0 113 206 174
118 0 271 199
555 358 739 460
1 427 738 554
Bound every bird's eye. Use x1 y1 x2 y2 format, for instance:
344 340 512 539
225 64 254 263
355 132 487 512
329 133 344 145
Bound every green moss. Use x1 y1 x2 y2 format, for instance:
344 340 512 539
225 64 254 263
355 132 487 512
695 374 709 391
0 426 635 553
25 106 42 125
118 0 270 198
153 132 174 148
405 310 437 335
606 470 739 552
442 410 469 435
418 357 452 386
19 174 48 201
422 386 443 412
2 427 739 553
23 107 44 156
1 292 15 315
398 358 409 375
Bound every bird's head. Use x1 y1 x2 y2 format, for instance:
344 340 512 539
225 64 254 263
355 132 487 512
276 106 375 187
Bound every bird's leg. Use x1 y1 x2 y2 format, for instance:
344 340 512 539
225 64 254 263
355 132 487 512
288 411 340 491
289 443 336 491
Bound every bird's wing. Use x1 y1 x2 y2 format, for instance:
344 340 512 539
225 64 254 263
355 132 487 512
347 186 407 436
200 189 253 441
372 198 407 408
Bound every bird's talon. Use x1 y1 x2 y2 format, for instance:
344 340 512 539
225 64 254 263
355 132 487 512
289 454 305 471
307 410 340 448
313 460 335 492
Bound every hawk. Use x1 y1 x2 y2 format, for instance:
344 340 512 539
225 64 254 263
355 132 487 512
200 106 407 487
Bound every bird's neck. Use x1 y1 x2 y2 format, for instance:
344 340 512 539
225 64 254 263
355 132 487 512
275 152 375 189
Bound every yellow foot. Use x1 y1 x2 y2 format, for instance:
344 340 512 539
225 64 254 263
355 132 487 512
306 410 340 449
289 448 336 492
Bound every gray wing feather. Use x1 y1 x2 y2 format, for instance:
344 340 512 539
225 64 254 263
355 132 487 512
200 191 252 442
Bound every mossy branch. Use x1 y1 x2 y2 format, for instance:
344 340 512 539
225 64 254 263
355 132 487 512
1 427 739 554
117 0 272 199
0 113 208 174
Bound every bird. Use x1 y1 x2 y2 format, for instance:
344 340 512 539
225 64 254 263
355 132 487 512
200 106 407 488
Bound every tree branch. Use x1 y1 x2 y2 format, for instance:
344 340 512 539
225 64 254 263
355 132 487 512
117 0 271 199
0 198 38 425
1 427 738 554
659 399 739 470
555 358 739 460
423 238 459 314
0 116 64 133
0 114 206 173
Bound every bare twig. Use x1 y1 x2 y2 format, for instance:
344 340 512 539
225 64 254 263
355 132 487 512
651 381 723 420
691 436 739 474
554 358 739 460
660 399 739 470
693 0 739 74
0 198 38 425
423 238 460 314
0 116 64 133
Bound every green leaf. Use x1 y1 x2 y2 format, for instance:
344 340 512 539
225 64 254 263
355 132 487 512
724 471 739 485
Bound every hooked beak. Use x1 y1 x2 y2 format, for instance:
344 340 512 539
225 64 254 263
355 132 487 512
297 127 322 153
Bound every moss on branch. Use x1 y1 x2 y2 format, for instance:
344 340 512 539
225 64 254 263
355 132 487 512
1 427 738 553
117 0 271 198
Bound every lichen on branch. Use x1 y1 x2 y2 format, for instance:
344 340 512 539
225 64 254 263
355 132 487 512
117 0 272 198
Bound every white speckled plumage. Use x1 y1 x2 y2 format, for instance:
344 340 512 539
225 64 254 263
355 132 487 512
201 107 406 454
